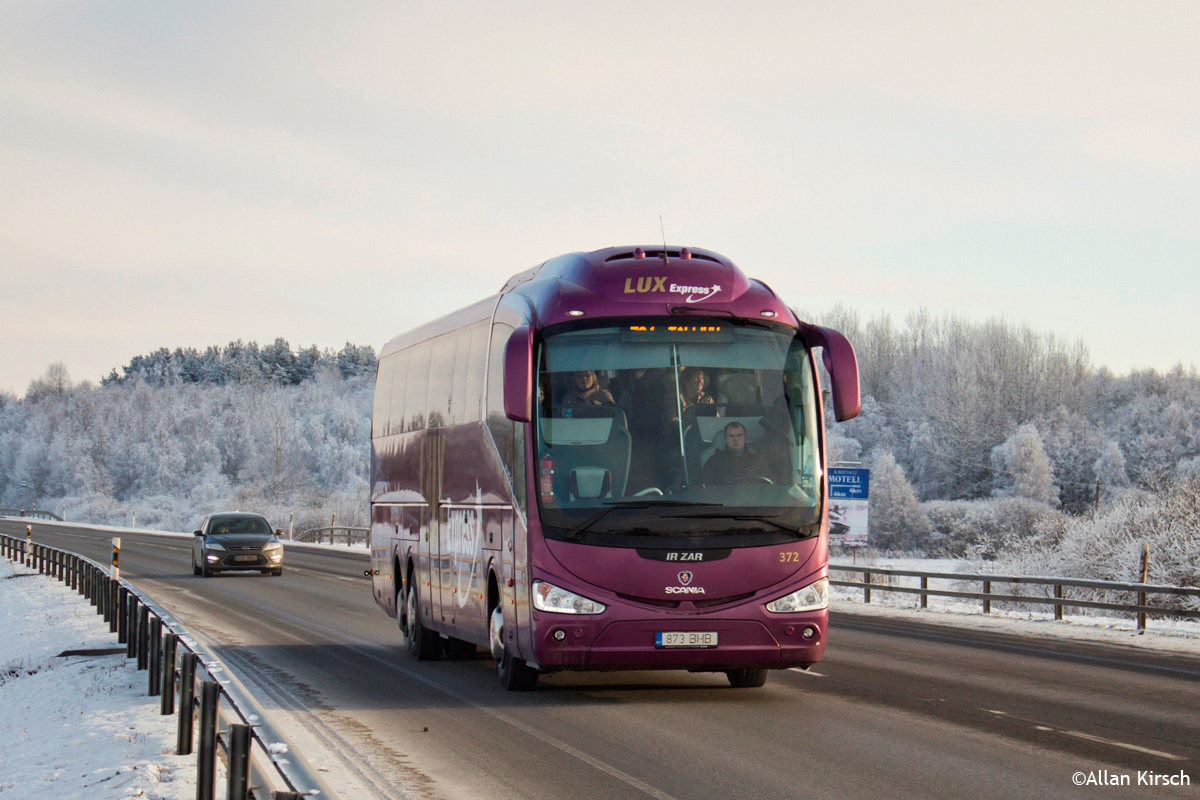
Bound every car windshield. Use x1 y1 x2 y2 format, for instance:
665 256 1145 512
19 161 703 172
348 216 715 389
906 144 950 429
208 516 271 536
534 319 821 547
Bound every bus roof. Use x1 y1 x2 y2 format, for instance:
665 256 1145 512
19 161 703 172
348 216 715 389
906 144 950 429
381 246 802 359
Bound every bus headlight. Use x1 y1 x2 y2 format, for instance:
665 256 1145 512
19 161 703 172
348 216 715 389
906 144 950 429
766 578 828 613
532 580 606 615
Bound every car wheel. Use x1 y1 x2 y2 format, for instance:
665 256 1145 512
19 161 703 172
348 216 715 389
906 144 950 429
491 605 538 690
402 582 442 661
192 556 201 576
725 668 768 688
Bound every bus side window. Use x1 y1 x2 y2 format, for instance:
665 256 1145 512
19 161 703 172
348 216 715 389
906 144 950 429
372 355 395 439
406 344 431 432
427 333 457 429
387 349 409 435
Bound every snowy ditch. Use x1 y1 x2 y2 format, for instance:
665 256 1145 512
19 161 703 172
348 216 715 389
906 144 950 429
0 534 335 800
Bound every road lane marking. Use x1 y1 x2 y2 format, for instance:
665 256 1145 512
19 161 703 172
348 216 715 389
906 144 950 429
788 668 825 677
982 709 1184 761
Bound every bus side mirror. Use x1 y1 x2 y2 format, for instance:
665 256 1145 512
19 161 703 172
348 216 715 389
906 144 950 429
504 325 533 422
806 325 860 422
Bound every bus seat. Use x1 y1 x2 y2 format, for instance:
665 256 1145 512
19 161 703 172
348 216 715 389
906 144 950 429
569 467 611 500
542 406 632 501
717 373 756 405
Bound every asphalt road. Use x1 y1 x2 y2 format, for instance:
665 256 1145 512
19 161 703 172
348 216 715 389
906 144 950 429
5 519 1197 800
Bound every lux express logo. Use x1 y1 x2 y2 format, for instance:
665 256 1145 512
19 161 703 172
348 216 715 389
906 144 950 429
623 276 722 303
666 570 706 594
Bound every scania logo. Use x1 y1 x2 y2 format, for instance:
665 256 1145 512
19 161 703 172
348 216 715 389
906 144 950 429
678 571 693 585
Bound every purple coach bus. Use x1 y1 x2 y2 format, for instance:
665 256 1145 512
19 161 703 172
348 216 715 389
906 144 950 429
369 246 859 690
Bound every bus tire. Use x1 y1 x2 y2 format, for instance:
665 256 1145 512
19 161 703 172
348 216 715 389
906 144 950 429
402 582 442 661
725 668 768 688
491 606 538 690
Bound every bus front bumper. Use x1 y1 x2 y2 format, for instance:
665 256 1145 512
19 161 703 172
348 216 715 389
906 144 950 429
529 609 826 672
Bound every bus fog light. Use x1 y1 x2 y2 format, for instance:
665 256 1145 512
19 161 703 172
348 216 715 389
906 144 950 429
802 626 816 639
553 629 566 641
766 578 828 613
532 580 606 615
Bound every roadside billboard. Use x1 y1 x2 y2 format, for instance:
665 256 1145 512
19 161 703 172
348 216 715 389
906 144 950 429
828 467 869 547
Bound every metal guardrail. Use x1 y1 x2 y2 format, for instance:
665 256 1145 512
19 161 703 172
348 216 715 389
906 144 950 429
1 507 63 521
829 563 1200 632
296 526 368 546
1 529 338 800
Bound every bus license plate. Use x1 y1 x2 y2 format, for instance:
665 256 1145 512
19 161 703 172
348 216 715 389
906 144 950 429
656 631 718 648
234 555 257 562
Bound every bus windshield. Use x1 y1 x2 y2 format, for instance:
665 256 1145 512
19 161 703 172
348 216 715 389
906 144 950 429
534 320 821 547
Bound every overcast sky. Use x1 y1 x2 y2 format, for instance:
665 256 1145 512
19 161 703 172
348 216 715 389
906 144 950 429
2 2 1197 396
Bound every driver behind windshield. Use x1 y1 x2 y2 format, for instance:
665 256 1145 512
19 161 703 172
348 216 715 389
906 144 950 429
698 421 759 485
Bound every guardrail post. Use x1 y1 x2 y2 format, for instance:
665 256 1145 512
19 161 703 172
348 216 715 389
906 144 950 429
983 580 991 614
228 723 252 800
863 570 871 604
920 576 928 609
107 580 119 633
127 596 140 658
148 617 163 696
161 633 177 715
138 606 151 670
117 587 129 643
197 681 219 800
1054 584 1064 621
70 554 79 591
177 653 197 755
1137 590 1147 633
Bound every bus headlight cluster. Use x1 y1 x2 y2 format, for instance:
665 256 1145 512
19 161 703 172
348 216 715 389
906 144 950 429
766 578 828 613
532 580 606 615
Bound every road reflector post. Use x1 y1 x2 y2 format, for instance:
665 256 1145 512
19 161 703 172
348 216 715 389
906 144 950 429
177 653 197 755
148 617 163 696
161 633 177 715
197 681 220 800
227 723 252 800
111 537 120 581
25 525 31 567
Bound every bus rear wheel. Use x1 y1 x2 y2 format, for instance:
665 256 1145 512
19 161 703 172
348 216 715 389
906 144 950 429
490 606 538 691
402 583 442 661
725 668 768 688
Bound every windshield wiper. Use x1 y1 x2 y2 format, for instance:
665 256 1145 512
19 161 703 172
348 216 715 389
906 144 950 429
563 500 722 541
662 512 809 536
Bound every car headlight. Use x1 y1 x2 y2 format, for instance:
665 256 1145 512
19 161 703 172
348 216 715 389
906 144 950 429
766 578 828 613
532 580 606 614
206 542 226 551
263 542 282 552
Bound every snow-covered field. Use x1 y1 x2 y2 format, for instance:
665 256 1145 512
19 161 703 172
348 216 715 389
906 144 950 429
0 556 196 800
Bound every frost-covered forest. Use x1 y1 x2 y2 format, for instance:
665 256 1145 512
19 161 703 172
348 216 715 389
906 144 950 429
811 307 1200 587
2 316 1198 587
0 340 375 534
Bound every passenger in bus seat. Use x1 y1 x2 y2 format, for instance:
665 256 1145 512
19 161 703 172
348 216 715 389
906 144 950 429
561 370 615 406
668 367 714 424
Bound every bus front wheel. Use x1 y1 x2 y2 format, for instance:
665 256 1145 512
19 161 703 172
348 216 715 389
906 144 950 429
402 582 442 661
725 668 768 688
490 606 538 691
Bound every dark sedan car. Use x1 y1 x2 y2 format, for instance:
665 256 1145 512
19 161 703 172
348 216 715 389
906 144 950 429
191 512 284 577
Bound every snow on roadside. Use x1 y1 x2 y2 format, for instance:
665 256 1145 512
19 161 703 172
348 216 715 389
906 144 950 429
830 555 1200 655
0 556 196 800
